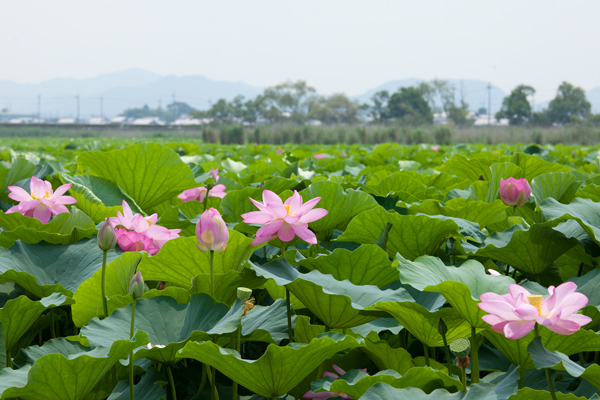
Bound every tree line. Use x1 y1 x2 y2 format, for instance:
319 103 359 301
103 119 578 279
121 80 598 127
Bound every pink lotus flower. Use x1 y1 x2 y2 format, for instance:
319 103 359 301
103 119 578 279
431 145 440 152
241 190 328 246
147 343 166 349
303 365 366 399
109 201 180 255
487 269 501 276
6 176 77 224
277 147 285 155
196 208 229 252
314 154 328 159
477 282 591 339
499 178 531 207
178 169 226 203
341 152 347 157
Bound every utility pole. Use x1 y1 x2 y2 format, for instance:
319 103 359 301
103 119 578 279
487 83 491 125
37 94 41 119
172 92 177 119
100 96 104 119
76 94 80 123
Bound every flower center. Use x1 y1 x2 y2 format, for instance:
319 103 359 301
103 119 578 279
527 295 543 316
31 191 50 200
284 205 292 215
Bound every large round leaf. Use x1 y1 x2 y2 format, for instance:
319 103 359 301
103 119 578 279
397 254 514 328
0 331 148 400
250 258 414 329
336 207 461 259
298 244 399 287
80 294 243 363
177 332 364 398
0 208 97 248
540 198 600 247
77 142 197 211
0 157 36 195
0 238 122 298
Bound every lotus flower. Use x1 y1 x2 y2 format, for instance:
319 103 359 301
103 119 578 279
109 201 180 255
303 365 366 399
277 147 285 155
241 190 328 246
195 208 229 252
477 282 591 339
499 178 531 207
6 176 77 224
178 169 227 203
431 145 440 152
314 154 328 159
487 269 501 276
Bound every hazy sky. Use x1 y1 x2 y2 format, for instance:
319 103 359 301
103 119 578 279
1 0 599 100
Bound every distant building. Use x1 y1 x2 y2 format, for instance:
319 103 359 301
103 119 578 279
88 117 108 125
473 115 509 126
171 117 208 126
110 116 129 124
131 117 165 126
57 118 76 124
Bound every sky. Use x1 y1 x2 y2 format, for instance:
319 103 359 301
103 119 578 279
1 0 599 101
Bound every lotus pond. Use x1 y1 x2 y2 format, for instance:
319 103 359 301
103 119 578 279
1 140 600 399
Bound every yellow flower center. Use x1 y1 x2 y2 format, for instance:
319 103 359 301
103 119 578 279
31 191 51 200
284 205 295 216
527 295 543 316
145 218 154 226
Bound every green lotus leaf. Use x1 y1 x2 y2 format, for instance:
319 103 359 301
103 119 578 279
360 366 519 399
2 292 73 355
0 331 148 400
540 198 600 247
108 366 166 400
362 301 473 347
527 336 600 391
575 184 600 203
364 172 428 197
485 162 522 203
510 152 570 182
510 387 590 399
408 199 508 229
360 337 414 374
436 154 495 182
0 207 97 248
293 315 326 344
569 269 600 312
0 157 36 194
72 252 146 327
240 298 293 344
351 318 403 337
483 326 600 370
467 224 579 275
397 254 514 327
80 294 243 363
261 176 303 193
298 244 399 287
299 181 379 241
250 258 414 329
336 207 461 259
177 332 364 398
315 368 463 399
0 238 122 298
157 197 222 237
531 172 579 205
59 173 140 224
77 142 197 211
220 187 264 223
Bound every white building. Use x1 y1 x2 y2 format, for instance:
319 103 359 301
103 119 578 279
57 118 76 124
131 117 165 126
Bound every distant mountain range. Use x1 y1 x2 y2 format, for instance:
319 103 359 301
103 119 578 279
1 69 599 119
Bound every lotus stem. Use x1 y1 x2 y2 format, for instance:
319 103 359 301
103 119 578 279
6 350 12 369
232 324 241 400
441 333 452 373
50 308 56 338
209 250 215 298
212 366 219 400
535 324 557 400
470 326 479 383
579 352 586 367
423 342 430 367
286 288 294 343
166 364 177 400
101 250 108 318
129 298 136 400
197 364 207 395
461 367 467 391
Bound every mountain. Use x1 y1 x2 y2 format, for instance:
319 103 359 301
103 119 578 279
0 69 262 119
354 79 508 114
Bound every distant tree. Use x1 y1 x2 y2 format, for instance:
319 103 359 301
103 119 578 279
123 102 194 123
369 91 390 122
262 80 316 123
477 107 487 115
495 85 535 125
387 87 433 124
307 93 360 124
431 79 455 114
547 82 591 124
447 101 474 127
167 101 196 117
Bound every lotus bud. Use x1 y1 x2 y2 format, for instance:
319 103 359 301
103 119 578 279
237 287 252 302
499 178 531 207
438 318 448 337
195 208 229 252
209 168 220 184
129 271 145 299
97 219 117 251
449 337 471 360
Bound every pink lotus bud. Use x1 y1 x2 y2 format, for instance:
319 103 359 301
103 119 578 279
209 168 220 183
499 178 531 207
195 208 229 252
431 145 440 152
129 271 145 299
97 219 117 251
277 147 285 155
341 152 347 157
